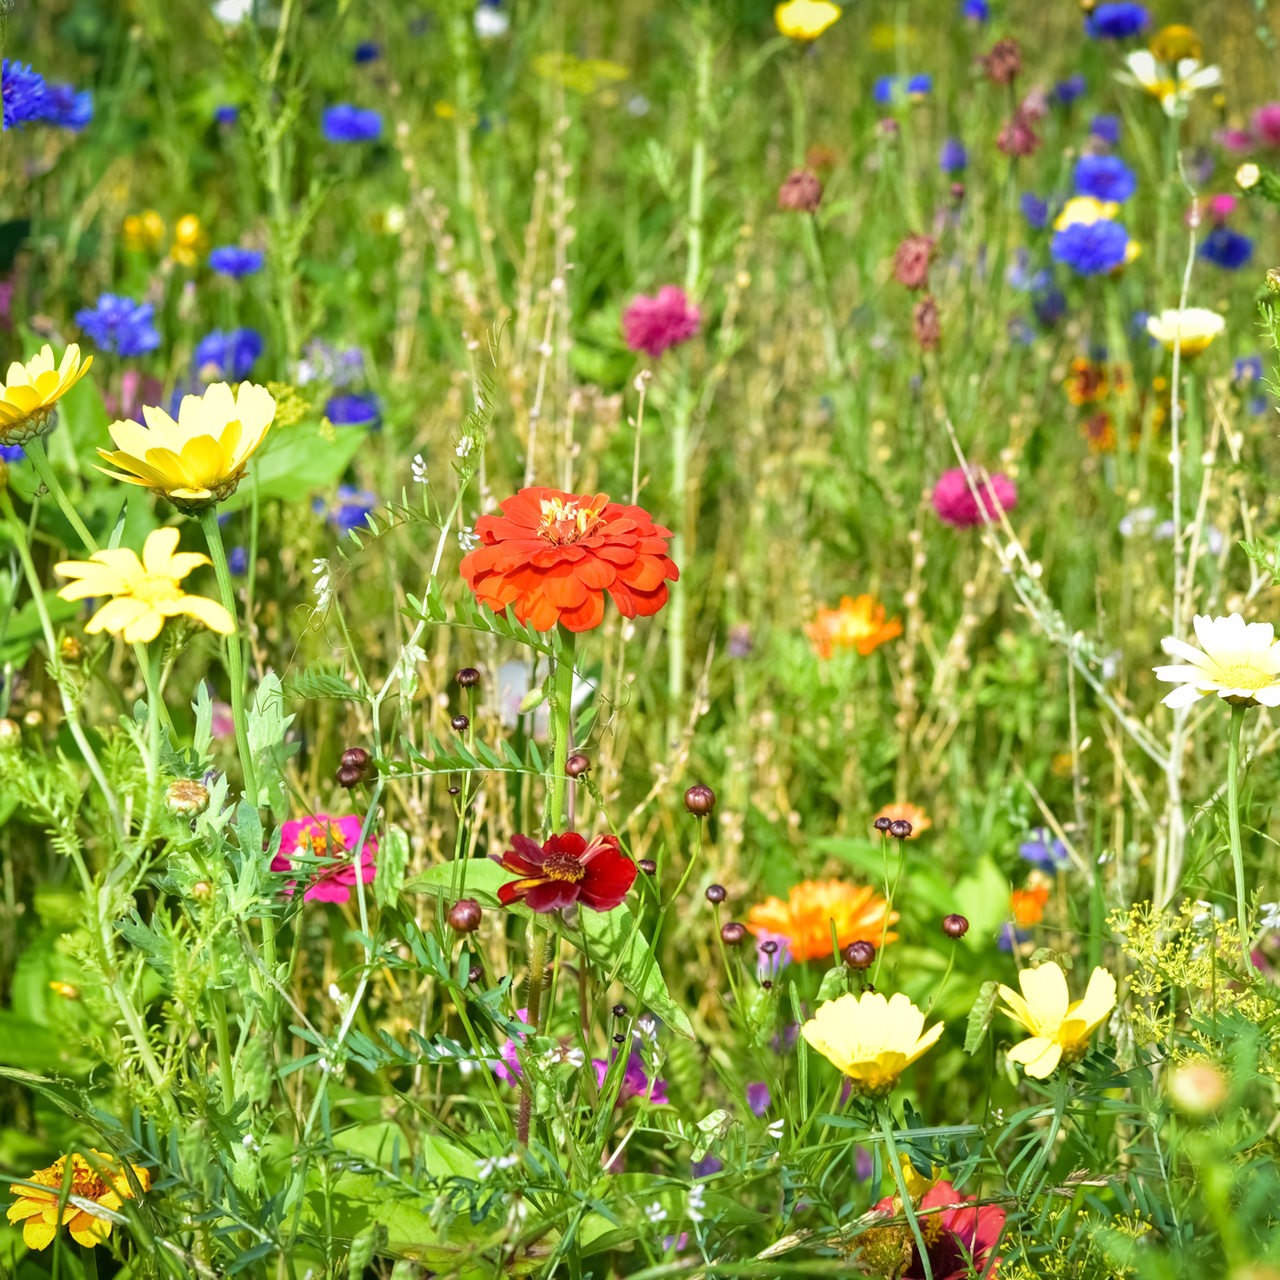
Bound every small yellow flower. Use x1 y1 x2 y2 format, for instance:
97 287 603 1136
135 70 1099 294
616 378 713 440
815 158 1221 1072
775 0 842 40
96 381 276 512
801 991 943 1097
1145 307 1225 358
1149 24 1202 64
1237 163 1261 190
54 527 234 644
1053 196 1119 231
1154 613 1280 708
122 209 166 254
169 213 207 267
6 1151 151 1251
0 344 93 447
999 962 1116 1078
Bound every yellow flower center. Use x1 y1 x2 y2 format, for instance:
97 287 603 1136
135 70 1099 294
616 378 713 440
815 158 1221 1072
1208 662 1273 691
538 497 606 545
129 574 185 608
301 823 349 858
542 852 586 883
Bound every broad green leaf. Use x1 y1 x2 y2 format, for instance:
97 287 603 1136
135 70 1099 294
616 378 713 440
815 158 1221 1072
219 419 367 513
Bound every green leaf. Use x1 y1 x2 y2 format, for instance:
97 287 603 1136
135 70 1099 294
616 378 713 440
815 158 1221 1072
407 859 694 1039
219 419 367 513
375 825 410 909
964 980 1000 1055
246 672 299 817
282 664 368 702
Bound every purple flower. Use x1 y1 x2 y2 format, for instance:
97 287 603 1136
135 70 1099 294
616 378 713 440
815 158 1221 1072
874 74 932 105
1019 827 1069 871
593 1049 668 1106
1053 75 1087 105
1073 155 1136 203
228 546 249 575
490 1008 530 1083
1050 220 1129 276
961 0 989 19
1084 2 1148 38
1235 355 1264 385
215 104 239 125
622 286 700 359
997 922 1030 952
1199 226 1253 271
209 246 265 277
194 327 264 381
322 104 383 143
939 137 968 173
691 1155 722 1179
746 1082 771 1116
313 484 377 533
325 391 381 427
1 444 24 462
1090 113 1121 145
353 41 382 63
1020 193 1049 229
1033 286 1066 328
2 60 48 130
74 294 160 357
39 83 92 131
756 931 791 982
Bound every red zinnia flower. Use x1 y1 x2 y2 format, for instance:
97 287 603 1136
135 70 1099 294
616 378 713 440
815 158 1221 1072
460 486 679 633
871 1181 1006 1279
497 831 637 913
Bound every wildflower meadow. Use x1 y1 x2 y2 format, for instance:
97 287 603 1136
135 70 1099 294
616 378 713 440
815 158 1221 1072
5 1 1280 1276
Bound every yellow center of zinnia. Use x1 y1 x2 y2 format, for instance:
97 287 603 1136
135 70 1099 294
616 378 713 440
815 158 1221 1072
538 497 606 545
302 824 348 857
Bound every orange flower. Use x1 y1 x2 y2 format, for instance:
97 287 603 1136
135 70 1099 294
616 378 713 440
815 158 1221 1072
747 879 898 962
1011 877 1051 927
805 594 902 659
872 802 931 837
460 487 679 633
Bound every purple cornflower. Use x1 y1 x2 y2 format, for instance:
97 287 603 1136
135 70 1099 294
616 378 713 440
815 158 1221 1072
1090 114 1121 145
194 328 264 381
322 104 383 143
939 137 968 173
1053 75 1087 105
40 83 92 131
1020 193 1049 229
209 245 265 277
1199 226 1253 271
74 294 160 356
1019 827 1069 871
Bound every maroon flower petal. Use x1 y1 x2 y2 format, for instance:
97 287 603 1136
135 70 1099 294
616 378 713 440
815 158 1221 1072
524 879 583 913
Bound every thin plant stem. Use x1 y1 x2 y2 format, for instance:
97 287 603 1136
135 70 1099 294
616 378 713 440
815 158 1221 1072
1226 702 1251 963
198 506 258 805
517 922 550 1148
25 435 98 552
875 1097 934 1280
212 988 236 1111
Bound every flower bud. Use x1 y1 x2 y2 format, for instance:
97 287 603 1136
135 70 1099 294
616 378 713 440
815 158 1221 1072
342 746 371 771
873 816 893 833
720 921 746 945
912 295 941 351
467 964 484 985
942 913 970 938
777 168 824 213
844 941 876 969
684 783 717 816
191 881 212 901
893 234 936 291
166 778 210 817
705 883 727 904
566 752 591 777
48 981 81 999
981 37 1021 85
337 764 365 789
448 898 483 933
1267 268 1280 296
888 818 914 840
451 714 470 732
639 857 657 875
1168 1060 1229 1117
455 667 482 687
0 718 20 750
612 1002 627 1018
59 635 84 664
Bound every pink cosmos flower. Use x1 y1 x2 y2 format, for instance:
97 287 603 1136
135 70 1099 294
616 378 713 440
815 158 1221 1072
622 286 701 359
270 814 378 904
931 467 1017 528
1252 103 1280 148
1216 127 1256 154
1196 194 1238 226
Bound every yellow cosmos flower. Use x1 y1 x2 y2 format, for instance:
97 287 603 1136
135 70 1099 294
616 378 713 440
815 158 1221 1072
999 962 1116 1079
1053 196 1119 231
97 381 276 513
54 527 234 644
122 209 166 254
775 0 842 40
6 1151 151 1251
801 991 943 1097
0 344 93 447
1145 307 1225 358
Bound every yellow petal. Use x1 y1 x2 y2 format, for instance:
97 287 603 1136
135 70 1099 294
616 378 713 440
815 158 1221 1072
86 598 151 636
1007 1036 1063 1078
174 594 235 634
123 607 166 644
141 527 182 575
1017 962 1069 1033
1070 967 1118 1034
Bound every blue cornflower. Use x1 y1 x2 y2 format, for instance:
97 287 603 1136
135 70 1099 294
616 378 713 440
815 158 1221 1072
1234 355 1264 385
1085 1 1148 38
1199 226 1254 271
1051 220 1129 275
208 245 265 277
325 391 381 427
1033 286 1067 328
228 546 249 575
1019 828 1069 871
314 485 378 533
2 60 48 130
194 328 264 381
1 444 24 462
1073 154 1136 203
1090 113 1121 145
354 41 382 63
997 923 1030 953
961 0 989 19
215 104 239 125
873 74 932 106
1020 193 1049 229
1053 74 1087 104
322 104 383 143
40 83 92 131
74 294 160 357
1007 250 1051 292
939 137 968 173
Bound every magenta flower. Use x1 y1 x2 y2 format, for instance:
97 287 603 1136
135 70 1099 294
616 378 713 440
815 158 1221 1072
490 1008 531 1083
931 467 1017 528
1253 103 1280 149
593 1050 668 1105
270 814 377 904
622 285 701 359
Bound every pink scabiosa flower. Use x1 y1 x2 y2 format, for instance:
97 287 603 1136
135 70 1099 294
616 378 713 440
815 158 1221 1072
622 286 701 359
931 467 1017 528
1253 102 1280 148
270 814 378 903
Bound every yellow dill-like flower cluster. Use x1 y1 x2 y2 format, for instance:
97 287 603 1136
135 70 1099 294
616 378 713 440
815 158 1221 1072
265 382 311 429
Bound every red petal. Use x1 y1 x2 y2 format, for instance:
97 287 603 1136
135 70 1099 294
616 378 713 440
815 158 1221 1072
579 848 637 911
524 880 582 913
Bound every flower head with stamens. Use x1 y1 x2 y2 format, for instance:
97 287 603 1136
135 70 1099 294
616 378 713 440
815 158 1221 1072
999 961 1117 1078
6 1151 151 1251
460 486 678 633
496 831 637 913
0 344 92 447
96 381 276 513
801 991 943 1097
54 528 233 644
805 594 903 659
1154 614 1280 708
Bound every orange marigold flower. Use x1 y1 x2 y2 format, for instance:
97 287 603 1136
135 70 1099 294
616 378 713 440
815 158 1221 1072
872 802 931 838
6 1151 151 1251
747 879 898 963
1010 878 1051 927
459 486 679 633
805 594 903 660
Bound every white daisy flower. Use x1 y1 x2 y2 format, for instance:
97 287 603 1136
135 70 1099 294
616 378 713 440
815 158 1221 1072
1118 51 1222 117
1154 614 1280 708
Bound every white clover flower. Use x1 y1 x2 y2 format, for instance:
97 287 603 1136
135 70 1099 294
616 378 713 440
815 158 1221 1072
1154 614 1280 709
644 1201 667 1225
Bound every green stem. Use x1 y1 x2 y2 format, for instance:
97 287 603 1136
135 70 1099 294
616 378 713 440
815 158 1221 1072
517 922 550 1147
875 1097 934 1280
212 987 236 1112
1227 702 1250 963
198 507 258 806
546 628 577 834
80 1243 100 1279
139 642 164 842
1023 1074 1068 1189
25 436 98 552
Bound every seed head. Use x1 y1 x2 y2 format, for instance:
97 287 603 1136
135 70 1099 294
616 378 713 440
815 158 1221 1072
166 778 211 818
873 816 893 833
777 168 824 213
566 752 591 777
889 818 914 840
639 858 657 875
720 921 746 946
705 883 727 904
455 667 482 687
451 714 470 732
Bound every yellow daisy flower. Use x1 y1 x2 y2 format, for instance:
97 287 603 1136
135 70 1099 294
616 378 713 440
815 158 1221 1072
1145 307 1225 358
1053 196 1119 231
775 0 842 40
6 1150 150 1251
169 212 207 267
998 962 1117 1079
96 381 276 513
54 527 234 644
801 991 943 1097
0 344 93 447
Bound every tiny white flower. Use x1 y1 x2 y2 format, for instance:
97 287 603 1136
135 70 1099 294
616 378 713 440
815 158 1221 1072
455 436 474 458
637 1014 658 1041
412 453 430 484
766 1118 784 1141
474 2 510 39
644 1200 667 1225
1154 614 1280 709
1258 902 1280 931
458 527 481 552
687 1184 707 1223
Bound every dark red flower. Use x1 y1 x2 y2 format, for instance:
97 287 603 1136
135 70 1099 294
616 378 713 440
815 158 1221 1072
871 1181 1006 1280
497 832 637 913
